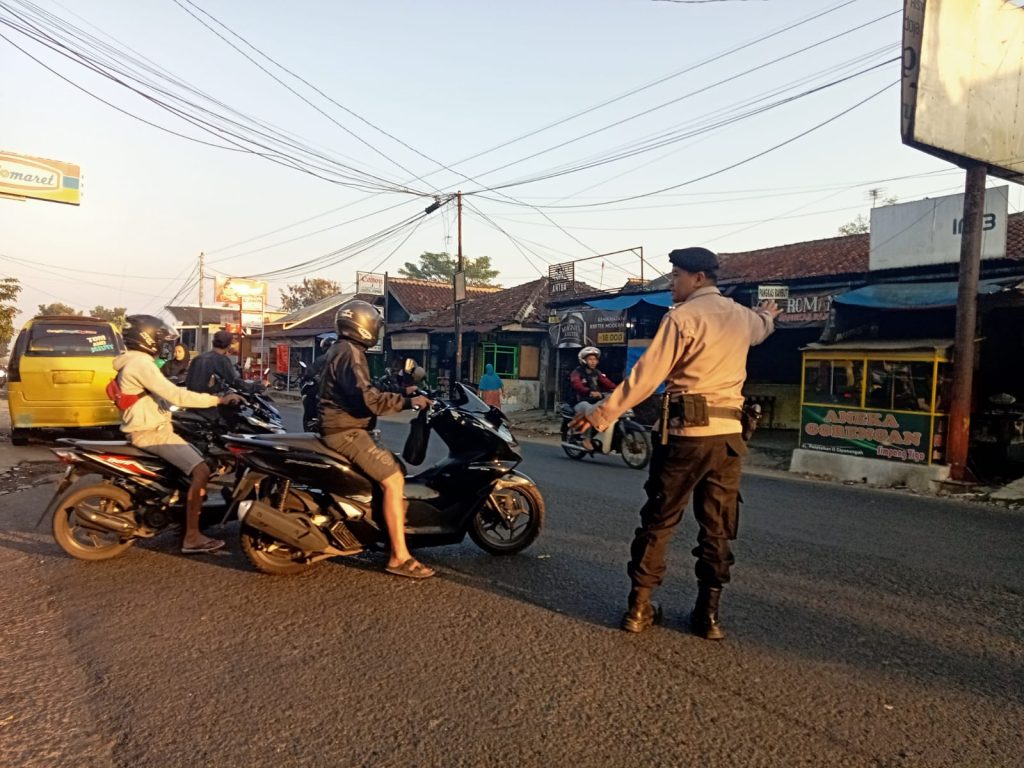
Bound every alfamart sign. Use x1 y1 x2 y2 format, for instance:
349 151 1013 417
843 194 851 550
0 151 81 206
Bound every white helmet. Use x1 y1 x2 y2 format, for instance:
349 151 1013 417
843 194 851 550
578 346 601 364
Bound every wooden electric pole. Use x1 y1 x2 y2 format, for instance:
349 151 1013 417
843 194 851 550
197 251 205 352
947 164 987 482
454 191 464 395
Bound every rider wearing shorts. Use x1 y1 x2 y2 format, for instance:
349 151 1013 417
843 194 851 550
318 300 434 579
114 315 241 554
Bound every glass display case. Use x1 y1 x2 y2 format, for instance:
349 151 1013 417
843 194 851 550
799 341 951 466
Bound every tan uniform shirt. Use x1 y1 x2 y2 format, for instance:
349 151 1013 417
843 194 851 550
591 287 775 437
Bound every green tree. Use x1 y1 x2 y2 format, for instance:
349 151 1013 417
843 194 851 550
37 302 80 316
279 278 341 312
0 277 22 356
837 215 869 236
838 194 898 236
398 251 500 287
90 306 127 329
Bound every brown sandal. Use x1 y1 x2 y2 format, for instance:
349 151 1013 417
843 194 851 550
385 558 436 579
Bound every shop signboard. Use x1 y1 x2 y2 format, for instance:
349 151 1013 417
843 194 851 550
757 285 789 301
216 277 268 303
751 289 836 328
548 262 574 295
0 151 81 205
800 405 931 465
779 291 835 328
240 295 263 329
550 308 627 348
275 345 289 373
356 271 385 296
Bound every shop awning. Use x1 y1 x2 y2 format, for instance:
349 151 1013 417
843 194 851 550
585 292 673 310
833 279 1013 310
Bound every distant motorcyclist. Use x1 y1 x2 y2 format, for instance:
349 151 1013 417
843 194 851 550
302 337 335 431
309 336 336 382
185 330 264 395
569 346 616 452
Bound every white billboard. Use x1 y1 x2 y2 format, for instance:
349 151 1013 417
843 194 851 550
902 0 1024 183
868 187 1009 271
356 271 385 296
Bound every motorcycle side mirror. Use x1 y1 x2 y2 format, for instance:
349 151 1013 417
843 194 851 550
299 361 308 370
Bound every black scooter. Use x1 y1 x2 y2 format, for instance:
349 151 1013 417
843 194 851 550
224 382 545 575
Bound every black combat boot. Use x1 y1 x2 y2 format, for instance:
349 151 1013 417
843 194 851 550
620 588 662 633
688 584 725 640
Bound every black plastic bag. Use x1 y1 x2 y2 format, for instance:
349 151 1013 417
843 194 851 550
402 409 431 465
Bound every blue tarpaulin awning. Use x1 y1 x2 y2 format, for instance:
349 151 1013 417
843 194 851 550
833 280 1013 310
585 292 673 310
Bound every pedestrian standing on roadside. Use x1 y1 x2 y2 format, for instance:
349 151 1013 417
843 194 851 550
478 363 503 409
571 247 780 639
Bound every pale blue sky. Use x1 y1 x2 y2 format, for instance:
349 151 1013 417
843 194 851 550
1 0 1014 322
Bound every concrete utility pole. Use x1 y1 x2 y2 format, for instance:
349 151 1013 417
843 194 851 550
197 252 205 353
947 164 987 482
454 191 464 394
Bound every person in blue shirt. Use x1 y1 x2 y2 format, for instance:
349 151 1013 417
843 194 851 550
478 363 503 409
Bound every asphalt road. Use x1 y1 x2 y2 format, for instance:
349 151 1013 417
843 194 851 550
1 404 1021 767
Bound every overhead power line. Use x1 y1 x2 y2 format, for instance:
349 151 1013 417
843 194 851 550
480 80 898 211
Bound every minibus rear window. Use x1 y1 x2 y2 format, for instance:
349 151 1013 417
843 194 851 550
25 323 121 357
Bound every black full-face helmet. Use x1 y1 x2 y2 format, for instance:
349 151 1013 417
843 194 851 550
335 300 382 348
123 314 178 356
320 335 337 353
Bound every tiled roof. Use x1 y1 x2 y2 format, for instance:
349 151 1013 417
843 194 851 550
648 212 1024 288
388 276 500 317
716 233 869 285
398 278 553 332
1007 211 1024 258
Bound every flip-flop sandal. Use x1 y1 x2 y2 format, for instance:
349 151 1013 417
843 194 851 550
181 539 226 555
385 558 436 579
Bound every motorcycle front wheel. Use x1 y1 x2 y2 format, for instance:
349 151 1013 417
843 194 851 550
469 483 545 555
620 429 652 470
51 483 136 561
560 423 587 461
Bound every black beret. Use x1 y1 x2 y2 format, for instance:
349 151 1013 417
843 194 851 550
668 247 719 273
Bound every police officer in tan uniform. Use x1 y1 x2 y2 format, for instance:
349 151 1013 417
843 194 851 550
571 247 780 639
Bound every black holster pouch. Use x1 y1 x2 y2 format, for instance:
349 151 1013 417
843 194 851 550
659 393 710 443
741 403 763 442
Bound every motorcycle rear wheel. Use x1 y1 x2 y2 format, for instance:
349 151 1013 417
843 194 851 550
469 483 545 555
620 430 652 470
240 524 319 576
52 483 136 561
